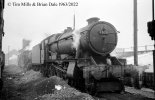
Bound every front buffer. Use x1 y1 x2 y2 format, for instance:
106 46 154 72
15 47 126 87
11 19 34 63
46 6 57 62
83 65 124 94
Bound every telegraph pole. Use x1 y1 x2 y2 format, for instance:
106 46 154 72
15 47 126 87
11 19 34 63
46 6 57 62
152 0 155 91
153 0 154 21
134 0 138 66
147 0 155 91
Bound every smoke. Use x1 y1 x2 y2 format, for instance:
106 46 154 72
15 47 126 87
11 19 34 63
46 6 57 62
25 34 45 50
28 39 41 50
22 39 31 50
23 39 39 51
23 39 31 49
72 30 81 50
25 45 30 51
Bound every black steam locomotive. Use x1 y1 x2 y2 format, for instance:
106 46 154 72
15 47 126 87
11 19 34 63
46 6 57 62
31 17 124 94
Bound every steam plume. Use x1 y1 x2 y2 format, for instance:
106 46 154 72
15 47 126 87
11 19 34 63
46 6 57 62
72 30 81 50
22 39 31 50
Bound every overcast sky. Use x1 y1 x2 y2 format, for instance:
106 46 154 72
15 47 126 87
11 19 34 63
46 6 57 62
2 0 154 53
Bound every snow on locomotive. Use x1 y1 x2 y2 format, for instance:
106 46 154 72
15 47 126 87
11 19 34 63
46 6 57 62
31 17 124 94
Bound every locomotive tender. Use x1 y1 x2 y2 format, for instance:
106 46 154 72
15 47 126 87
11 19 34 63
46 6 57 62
31 17 124 94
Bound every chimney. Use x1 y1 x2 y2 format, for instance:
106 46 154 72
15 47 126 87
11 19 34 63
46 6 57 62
87 17 100 25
